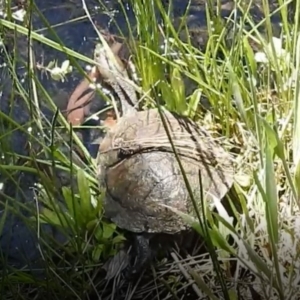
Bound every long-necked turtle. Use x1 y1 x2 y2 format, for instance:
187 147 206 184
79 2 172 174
95 43 234 278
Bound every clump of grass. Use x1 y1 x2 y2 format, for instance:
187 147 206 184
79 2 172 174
1 0 300 299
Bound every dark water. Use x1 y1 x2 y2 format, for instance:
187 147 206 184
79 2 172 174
0 0 294 278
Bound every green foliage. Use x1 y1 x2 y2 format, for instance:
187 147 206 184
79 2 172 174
1 0 300 299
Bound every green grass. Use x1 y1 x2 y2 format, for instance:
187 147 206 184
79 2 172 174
0 0 300 299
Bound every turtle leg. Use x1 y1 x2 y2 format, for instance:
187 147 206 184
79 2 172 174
123 234 154 280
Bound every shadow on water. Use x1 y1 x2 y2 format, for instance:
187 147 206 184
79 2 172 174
0 0 160 279
0 0 296 293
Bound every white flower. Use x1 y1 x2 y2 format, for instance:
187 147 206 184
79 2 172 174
12 9 26 22
254 51 269 63
254 37 291 67
48 60 73 82
254 37 296 91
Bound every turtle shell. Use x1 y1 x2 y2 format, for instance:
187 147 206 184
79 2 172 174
97 108 234 234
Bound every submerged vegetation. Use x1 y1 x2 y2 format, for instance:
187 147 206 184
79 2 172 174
0 0 300 299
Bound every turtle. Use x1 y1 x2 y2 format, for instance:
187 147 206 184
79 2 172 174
93 43 235 279
97 108 235 277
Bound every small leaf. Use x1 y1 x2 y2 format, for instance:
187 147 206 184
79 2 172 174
259 117 278 152
62 186 76 218
92 245 103 262
102 222 117 240
206 226 236 254
112 234 126 244
40 208 73 228
264 143 279 244
170 67 186 113
94 226 103 241
187 89 202 118
86 219 98 231
77 169 93 220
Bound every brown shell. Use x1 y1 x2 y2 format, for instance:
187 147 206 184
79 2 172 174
97 108 234 234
